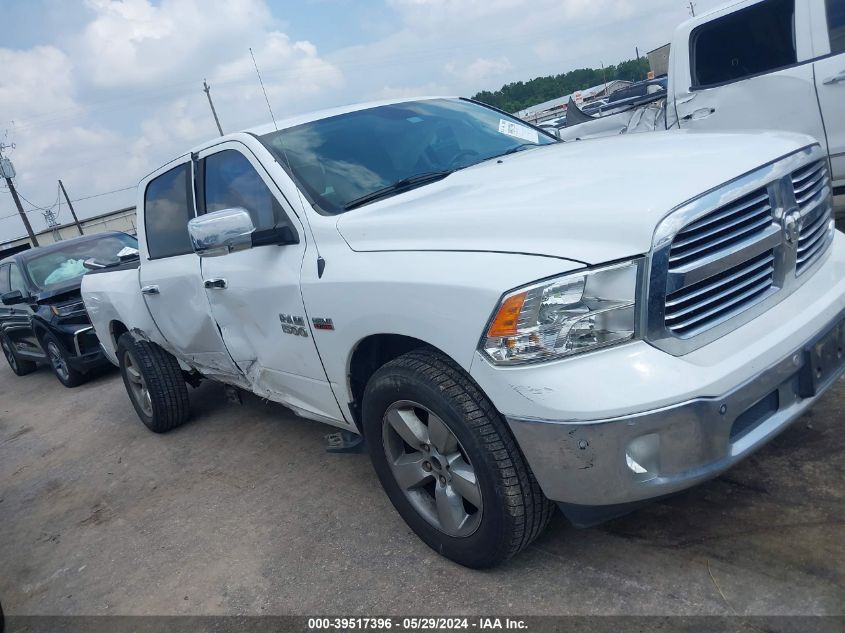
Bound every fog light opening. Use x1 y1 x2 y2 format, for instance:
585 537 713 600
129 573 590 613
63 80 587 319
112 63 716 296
625 454 648 474
625 433 660 480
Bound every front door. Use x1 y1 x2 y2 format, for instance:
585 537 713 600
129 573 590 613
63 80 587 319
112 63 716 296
2 262 41 359
138 159 242 382
813 0 845 188
195 142 344 425
673 0 829 151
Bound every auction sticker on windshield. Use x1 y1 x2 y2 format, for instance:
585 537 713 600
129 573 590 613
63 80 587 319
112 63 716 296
498 119 539 144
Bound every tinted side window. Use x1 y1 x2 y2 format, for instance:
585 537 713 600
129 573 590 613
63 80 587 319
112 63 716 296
0 265 10 294
9 264 26 294
144 164 194 259
202 150 290 232
692 0 796 87
829 0 845 54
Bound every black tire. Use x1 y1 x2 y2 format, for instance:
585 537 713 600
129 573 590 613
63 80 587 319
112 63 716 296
42 332 86 388
1 332 37 376
362 348 555 568
117 333 190 433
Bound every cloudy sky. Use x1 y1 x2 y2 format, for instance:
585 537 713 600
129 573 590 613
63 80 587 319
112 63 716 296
0 0 726 242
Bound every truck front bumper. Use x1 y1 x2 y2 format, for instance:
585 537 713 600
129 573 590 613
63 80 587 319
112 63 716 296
469 236 845 525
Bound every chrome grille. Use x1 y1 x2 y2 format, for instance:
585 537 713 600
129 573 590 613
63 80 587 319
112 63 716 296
647 146 835 355
792 161 833 275
665 250 776 337
668 188 773 269
792 160 829 213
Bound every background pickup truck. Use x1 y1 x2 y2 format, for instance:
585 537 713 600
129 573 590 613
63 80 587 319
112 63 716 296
82 96 845 568
559 0 845 199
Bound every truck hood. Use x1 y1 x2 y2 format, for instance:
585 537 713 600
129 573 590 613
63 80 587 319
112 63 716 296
34 278 83 304
335 130 814 265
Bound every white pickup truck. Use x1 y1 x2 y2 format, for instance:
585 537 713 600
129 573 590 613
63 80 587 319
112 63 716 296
82 97 845 568
561 0 845 198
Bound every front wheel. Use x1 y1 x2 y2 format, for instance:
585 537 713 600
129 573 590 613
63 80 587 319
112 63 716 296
117 333 190 433
362 349 555 568
43 333 86 387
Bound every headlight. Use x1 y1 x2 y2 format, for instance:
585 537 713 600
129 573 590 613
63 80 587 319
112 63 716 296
480 259 642 365
50 300 86 317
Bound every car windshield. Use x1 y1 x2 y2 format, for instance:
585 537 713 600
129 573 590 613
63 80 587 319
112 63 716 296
24 233 138 290
260 98 556 213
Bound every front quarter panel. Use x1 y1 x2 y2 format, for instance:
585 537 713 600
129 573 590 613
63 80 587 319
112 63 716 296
301 249 584 407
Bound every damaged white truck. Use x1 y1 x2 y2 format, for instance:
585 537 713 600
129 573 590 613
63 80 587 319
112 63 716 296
81 97 845 568
560 0 845 202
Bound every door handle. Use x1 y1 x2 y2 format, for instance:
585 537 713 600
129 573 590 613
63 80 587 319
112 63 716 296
204 278 228 290
823 71 845 85
681 107 716 121
141 285 160 295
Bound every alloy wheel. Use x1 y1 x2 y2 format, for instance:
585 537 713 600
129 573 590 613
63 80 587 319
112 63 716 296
123 350 153 417
47 341 69 382
382 400 483 537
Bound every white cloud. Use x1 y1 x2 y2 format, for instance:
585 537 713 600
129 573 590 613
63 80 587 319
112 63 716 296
0 46 78 122
446 57 513 82
1 0 342 240
1 0 730 241
76 0 274 87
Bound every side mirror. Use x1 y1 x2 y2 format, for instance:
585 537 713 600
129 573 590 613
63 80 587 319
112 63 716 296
1 290 25 306
188 208 256 258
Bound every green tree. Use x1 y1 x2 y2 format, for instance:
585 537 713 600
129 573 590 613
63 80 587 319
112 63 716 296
472 57 651 113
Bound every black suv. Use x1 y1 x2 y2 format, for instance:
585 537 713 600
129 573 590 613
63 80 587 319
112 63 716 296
0 231 138 387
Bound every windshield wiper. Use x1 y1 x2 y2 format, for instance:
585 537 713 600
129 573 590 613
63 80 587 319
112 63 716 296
343 171 453 211
498 143 540 158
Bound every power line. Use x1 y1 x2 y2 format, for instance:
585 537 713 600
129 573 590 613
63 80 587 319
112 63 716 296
0 183 134 222
67 185 135 203
14 187 59 213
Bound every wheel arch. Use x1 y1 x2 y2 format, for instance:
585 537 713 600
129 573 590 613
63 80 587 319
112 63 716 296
109 320 129 350
31 320 64 355
346 333 465 429
31 320 51 348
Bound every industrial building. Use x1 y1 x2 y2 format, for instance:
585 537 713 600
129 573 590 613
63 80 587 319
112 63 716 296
0 205 137 259
515 79 633 124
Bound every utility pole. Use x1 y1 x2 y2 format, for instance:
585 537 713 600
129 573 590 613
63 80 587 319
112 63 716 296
58 180 84 235
4 179 39 247
203 79 224 137
601 62 608 96
688 1 696 16
0 143 39 247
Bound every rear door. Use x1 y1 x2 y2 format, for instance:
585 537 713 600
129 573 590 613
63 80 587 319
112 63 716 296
195 142 344 424
138 159 242 382
673 0 828 149
812 0 845 188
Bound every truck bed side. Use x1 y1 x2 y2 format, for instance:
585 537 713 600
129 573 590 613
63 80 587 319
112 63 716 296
81 262 163 366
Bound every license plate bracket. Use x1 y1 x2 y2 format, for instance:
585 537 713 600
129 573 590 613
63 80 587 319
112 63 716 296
798 317 845 398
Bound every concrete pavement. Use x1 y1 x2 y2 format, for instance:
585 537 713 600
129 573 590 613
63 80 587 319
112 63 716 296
1 356 843 616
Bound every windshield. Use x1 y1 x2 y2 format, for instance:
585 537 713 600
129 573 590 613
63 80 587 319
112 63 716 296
24 233 138 290
260 98 556 213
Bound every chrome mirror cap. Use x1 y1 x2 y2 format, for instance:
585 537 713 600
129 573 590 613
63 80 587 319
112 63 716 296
188 207 255 257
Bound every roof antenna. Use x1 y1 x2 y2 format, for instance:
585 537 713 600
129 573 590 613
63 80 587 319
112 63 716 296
250 47 278 131
247 47 323 275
